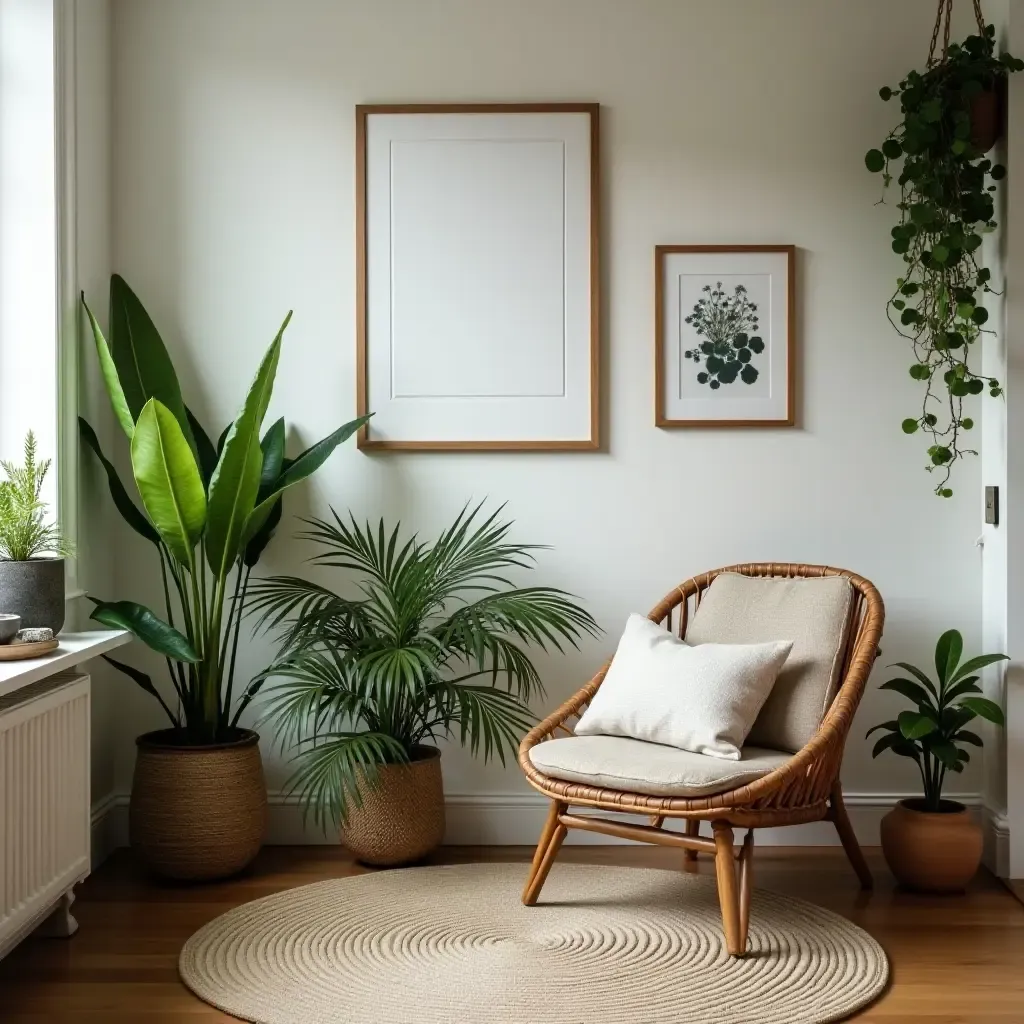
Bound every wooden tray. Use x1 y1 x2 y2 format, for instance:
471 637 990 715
0 639 59 661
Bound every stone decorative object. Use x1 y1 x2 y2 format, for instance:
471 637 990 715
0 558 65 633
16 627 54 644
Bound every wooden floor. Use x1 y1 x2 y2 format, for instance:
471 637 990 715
1 845 1022 1022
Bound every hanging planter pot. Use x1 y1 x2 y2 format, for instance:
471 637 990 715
863 5 1024 499
969 77 1005 153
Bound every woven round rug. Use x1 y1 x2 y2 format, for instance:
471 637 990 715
179 863 888 1024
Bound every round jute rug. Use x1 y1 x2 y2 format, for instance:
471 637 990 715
179 863 888 1024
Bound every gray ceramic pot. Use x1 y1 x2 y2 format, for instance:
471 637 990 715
0 558 65 632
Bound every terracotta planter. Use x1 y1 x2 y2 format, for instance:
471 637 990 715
970 81 1005 154
130 728 267 881
342 746 445 866
880 798 982 893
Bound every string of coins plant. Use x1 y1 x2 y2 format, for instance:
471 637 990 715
865 24 1023 497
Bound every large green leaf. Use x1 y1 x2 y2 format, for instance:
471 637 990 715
241 414 370 548
205 316 288 578
102 653 179 726
958 695 1005 726
186 407 219 486
948 652 1009 686
109 274 194 448
259 418 286 491
131 399 207 566
898 709 936 740
90 599 200 662
934 629 963 687
79 416 159 545
880 677 937 712
889 662 938 699
243 492 283 568
865 720 899 739
82 294 134 439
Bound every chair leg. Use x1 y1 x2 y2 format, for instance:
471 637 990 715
712 821 745 956
830 782 873 890
684 818 701 862
737 830 754 952
522 800 568 906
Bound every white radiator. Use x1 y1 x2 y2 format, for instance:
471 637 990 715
0 671 91 959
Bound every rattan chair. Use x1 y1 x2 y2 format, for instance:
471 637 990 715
518 563 884 956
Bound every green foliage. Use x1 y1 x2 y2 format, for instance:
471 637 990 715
248 504 600 828
865 26 1023 496
0 432 72 561
682 283 761 390
80 276 368 743
867 630 1007 811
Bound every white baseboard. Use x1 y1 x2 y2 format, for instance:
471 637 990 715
91 790 988 855
90 792 128 866
983 806 1011 878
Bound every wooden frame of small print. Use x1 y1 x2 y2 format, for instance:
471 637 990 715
356 102 600 451
655 244 795 428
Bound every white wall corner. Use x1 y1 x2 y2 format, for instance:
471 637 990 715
90 791 127 867
983 805 1012 878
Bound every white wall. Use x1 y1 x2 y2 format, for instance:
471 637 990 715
107 0 993 836
69 0 120 857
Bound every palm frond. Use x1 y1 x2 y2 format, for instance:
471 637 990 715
284 731 407 831
252 503 598 824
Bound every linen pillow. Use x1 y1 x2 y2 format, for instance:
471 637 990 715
684 573 855 753
575 614 792 760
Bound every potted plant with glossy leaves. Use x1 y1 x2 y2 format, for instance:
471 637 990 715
250 504 598 866
80 275 367 880
0 432 72 632
868 629 1007 892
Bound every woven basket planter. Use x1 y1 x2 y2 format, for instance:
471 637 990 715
342 746 445 866
130 728 267 881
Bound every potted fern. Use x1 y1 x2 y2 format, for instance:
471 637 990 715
868 629 1006 892
250 504 598 865
81 275 367 880
0 432 72 632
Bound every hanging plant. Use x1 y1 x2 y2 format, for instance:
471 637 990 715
865 3 1023 497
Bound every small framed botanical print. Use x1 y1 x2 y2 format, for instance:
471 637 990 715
655 245 795 427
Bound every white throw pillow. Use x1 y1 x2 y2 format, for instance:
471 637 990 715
575 614 793 760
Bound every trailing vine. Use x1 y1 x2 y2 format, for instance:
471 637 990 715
865 19 1022 497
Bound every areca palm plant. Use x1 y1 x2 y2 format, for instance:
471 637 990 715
80 275 367 743
248 504 599 827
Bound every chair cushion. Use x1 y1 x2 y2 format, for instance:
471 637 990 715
685 572 855 753
529 735 790 798
575 614 792 759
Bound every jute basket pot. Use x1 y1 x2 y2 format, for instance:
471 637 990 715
880 798 982 893
342 745 445 866
130 728 268 881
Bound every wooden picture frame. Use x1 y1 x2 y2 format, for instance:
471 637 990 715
655 244 795 428
356 103 600 451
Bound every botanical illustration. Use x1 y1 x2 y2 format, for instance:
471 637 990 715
682 281 764 390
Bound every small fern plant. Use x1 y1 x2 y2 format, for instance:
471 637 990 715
0 432 71 561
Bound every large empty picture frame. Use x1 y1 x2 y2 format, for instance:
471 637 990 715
655 245 795 427
356 103 600 450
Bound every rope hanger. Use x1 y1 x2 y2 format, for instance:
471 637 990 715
927 0 987 66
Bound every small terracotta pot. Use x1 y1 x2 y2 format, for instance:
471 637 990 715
342 746 445 866
130 728 267 881
880 798 982 893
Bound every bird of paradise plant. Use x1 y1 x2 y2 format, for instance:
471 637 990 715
80 275 367 743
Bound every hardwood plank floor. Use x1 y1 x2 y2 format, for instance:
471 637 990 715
0 845 1022 1021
